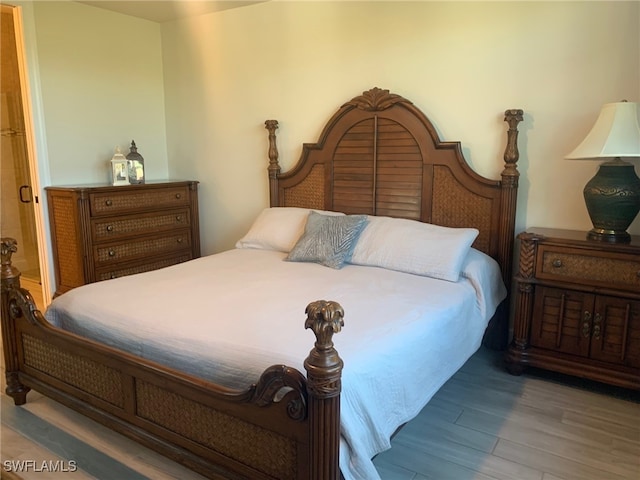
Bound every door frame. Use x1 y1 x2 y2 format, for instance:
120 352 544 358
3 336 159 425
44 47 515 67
6 4 52 305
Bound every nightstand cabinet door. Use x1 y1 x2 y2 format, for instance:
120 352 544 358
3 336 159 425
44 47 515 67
590 296 640 368
530 286 593 357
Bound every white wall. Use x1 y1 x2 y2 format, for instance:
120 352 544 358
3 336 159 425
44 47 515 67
16 0 169 296
30 1 169 185
161 0 640 255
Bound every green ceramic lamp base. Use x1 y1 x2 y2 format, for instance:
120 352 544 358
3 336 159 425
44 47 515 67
583 159 640 243
586 228 631 243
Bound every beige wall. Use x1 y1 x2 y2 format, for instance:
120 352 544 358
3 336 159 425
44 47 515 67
29 1 169 185
161 1 640 254
15 0 169 294
15 1 640 275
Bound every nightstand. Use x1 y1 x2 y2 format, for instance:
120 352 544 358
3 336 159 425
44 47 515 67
506 228 640 390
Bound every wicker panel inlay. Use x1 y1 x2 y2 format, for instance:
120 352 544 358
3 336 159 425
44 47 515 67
541 250 640 289
136 381 297 480
283 164 324 209
95 233 190 264
22 334 124 407
51 196 84 287
90 187 189 215
432 166 492 253
92 210 190 241
96 254 191 281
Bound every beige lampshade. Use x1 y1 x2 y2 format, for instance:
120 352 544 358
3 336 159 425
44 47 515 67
565 101 640 160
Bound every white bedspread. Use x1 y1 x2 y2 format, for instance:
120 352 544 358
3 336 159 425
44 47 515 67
45 248 506 480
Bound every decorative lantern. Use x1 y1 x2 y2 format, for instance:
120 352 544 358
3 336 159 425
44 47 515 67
110 146 129 186
126 140 145 184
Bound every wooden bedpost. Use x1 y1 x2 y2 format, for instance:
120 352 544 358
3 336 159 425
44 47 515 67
1 238 31 405
499 109 524 287
484 109 524 350
304 300 344 480
265 119 280 207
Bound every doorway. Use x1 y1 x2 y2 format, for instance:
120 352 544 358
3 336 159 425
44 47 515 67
1 4 46 310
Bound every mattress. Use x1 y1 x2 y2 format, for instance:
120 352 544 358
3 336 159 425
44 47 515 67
45 247 506 480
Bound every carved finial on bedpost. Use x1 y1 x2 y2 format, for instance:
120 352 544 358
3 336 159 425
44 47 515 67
304 300 344 397
304 300 344 480
1 237 20 283
265 120 280 207
502 109 524 183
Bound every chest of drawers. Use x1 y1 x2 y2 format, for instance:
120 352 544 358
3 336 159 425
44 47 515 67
506 228 640 390
46 181 200 296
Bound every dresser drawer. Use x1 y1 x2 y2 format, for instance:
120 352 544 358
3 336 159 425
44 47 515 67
94 231 192 266
95 254 193 281
90 186 190 216
537 245 640 292
91 209 191 242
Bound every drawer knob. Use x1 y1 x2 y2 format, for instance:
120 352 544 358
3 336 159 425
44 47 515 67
552 259 563 268
176 215 183 222
177 238 183 244
108 249 116 257
106 225 114 232
582 311 591 338
110 273 117 279
105 199 113 207
175 193 182 199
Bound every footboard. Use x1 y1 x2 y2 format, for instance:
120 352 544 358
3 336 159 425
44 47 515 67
1 238 344 480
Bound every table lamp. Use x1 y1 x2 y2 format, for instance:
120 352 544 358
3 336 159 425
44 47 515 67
565 101 640 243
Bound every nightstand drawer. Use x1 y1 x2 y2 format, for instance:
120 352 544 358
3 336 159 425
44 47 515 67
537 245 640 291
91 209 191 242
90 186 190 216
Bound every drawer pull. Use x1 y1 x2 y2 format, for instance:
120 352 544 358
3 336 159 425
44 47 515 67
552 259 563 268
176 215 183 222
110 273 117 279
108 249 116 257
105 199 113 207
106 225 114 232
175 193 182 199
177 238 183 244
582 311 591 338
592 313 602 340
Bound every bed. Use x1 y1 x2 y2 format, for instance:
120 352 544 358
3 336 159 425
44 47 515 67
1 88 524 480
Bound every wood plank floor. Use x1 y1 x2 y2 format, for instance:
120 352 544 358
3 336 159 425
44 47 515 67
1 344 638 480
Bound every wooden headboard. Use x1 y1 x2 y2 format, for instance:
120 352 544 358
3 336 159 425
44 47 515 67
266 88 523 289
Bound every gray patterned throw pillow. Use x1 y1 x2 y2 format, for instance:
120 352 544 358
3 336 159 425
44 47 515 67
286 211 369 269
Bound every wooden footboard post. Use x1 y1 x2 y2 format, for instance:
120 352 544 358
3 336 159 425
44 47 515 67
304 300 344 480
1 238 31 405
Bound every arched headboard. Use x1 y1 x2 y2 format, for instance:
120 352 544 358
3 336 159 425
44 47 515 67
266 88 523 347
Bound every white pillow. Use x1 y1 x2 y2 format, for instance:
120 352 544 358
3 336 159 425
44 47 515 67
235 207 344 253
350 216 479 282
